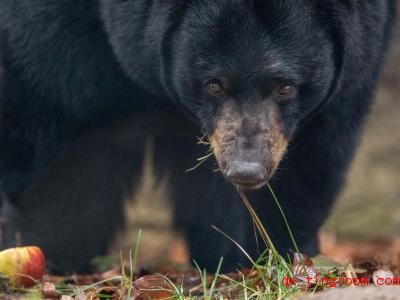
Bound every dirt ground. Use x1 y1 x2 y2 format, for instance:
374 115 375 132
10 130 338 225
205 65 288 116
295 286 400 300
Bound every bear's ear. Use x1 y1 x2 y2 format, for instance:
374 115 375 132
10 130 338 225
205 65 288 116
301 1 354 123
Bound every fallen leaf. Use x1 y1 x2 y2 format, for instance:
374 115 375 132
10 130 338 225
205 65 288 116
133 275 175 300
293 253 318 284
42 282 57 298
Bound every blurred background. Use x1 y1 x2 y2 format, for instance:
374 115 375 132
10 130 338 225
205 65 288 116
320 16 400 263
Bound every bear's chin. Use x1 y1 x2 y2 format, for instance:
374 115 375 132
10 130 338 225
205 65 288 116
233 181 268 191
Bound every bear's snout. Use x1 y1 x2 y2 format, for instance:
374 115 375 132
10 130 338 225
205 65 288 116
209 100 289 190
225 161 268 190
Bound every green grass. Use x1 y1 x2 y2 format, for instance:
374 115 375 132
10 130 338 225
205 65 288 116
105 183 308 300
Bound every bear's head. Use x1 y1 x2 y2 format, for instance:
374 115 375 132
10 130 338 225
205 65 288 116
102 0 341 190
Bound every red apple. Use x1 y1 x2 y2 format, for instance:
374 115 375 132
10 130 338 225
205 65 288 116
0 246 46 287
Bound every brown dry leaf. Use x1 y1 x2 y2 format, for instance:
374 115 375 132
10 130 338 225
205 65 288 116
42 274 65 284
86 286 123 300
69 274 101 285
133 275 175 300
159 269 202 290
100 269 121 280
293 253 313 267
353 258 379 282
239 268 259 278
214 272 242 288
293 253 318 284
42 282 57 298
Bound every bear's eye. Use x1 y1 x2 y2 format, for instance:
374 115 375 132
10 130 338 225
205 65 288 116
276 82 296 99
208 81 224 97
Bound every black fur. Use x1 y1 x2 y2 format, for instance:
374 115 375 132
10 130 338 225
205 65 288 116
0 0 397 273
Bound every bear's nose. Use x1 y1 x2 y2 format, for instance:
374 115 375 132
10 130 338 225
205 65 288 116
225 161 266 189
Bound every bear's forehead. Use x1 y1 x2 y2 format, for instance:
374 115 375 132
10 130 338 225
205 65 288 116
191 35 305 81
186 0 314 29
186 2 316 55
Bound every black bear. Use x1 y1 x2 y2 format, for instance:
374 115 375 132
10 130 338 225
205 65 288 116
0 0 397 273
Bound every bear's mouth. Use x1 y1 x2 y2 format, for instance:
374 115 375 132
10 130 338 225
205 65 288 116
223 160 270 190
216 158 279 190
214 155 282 190
231 180 269 191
